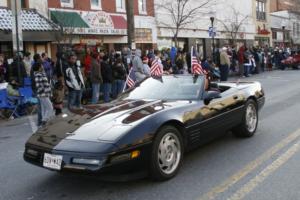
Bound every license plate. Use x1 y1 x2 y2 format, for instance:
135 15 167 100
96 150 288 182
43 153 63 170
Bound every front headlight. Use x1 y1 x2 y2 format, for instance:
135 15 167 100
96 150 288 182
26 149 38 157
72 158 104 166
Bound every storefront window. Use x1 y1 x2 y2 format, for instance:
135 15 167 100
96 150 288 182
91 0 102 10
116 0 126 12
138 0 147 14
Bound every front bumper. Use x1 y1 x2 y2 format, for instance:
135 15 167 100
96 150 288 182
257 96 265 110
23 142 152 178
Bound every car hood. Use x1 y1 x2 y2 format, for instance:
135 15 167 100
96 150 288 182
30 100 191 145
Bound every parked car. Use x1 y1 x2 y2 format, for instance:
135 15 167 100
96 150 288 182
281 54 300 69
24 75 265 181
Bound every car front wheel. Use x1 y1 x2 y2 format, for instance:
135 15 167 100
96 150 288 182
233 99 258 137
150 126 183 181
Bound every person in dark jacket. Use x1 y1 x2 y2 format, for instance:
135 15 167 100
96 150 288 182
101 55 113 103
10 54 27 86
90 52 102 104
112 55 126 98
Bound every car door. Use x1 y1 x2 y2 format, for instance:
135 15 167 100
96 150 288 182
185 87 245 147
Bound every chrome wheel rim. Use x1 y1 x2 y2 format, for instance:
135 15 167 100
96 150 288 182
158 132 181 175
246 104 257 133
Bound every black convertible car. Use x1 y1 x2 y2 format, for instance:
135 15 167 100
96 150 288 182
24 75 265 181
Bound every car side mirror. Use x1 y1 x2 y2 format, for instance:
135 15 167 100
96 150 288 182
204 91 221 105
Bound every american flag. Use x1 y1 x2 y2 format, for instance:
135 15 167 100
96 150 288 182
126 68 136 89
191 47 206 75
150 58 163 77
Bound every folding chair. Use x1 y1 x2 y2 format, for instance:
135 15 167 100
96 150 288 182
23 77 32 87
18 87 38 115
0 89 23 119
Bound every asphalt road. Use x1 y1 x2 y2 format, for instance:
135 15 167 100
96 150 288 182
1 70 300 200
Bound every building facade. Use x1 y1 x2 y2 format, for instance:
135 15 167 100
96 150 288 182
48 0 157 55
270 0 300 49
0 0 58 58
270 11 300 49
252 0 272 47
270 0 300 12
155 0 256 57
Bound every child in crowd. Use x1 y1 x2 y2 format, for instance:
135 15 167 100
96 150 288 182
52 81 64 115
33 62 53 126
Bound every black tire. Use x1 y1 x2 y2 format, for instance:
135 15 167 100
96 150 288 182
232 99 258 138
149 125 184 181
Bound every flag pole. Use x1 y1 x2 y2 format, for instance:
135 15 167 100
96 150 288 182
123 68 132 93
191 46 193 74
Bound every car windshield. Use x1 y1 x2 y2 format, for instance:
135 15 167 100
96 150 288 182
122 75 204 101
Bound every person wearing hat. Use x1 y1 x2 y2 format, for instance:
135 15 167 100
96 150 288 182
132 49 146 82
219 46 231 81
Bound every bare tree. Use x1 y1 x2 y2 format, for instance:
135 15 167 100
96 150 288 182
217 6 249 45
155 0 217 47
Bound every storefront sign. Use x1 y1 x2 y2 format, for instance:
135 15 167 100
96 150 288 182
65 27 127 35
83 11 114 28
135 28 152 43
80 38 103 45
64 11 127 36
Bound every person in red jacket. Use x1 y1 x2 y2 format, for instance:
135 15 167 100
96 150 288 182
84 48 92 77
238 45 246 76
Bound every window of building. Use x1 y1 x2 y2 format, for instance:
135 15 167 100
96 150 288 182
21 0 28 8
256 0 266 21
116 0 126 12
297 23 300 37
60 0 74 8
138 0 147 14
272 31 277 40
91 0 102 10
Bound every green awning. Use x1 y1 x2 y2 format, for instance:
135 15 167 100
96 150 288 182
50 11 89 28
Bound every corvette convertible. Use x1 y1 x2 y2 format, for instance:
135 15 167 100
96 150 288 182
24 75 265 181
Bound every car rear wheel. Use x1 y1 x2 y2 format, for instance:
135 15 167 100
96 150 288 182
232 99 258 137
150 126 183 181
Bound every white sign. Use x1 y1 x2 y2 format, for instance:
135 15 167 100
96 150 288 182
11 0 23 52
277 32 283 41
65 27 127 35
64 11 127 35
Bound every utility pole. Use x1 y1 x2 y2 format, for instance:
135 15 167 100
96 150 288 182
126 0 135 50
11 0 23 85
210 17 215 63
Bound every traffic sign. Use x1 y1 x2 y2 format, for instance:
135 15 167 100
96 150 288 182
208 27 216 37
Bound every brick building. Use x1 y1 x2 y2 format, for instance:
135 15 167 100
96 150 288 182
270 0 300 12
48 0 157 56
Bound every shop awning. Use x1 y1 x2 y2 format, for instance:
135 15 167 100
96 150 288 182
0 8 59 31
110 15 127 29
50 11 89 28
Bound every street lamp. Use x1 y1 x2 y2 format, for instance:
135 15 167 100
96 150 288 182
282 26 285 48
210 16 215 63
